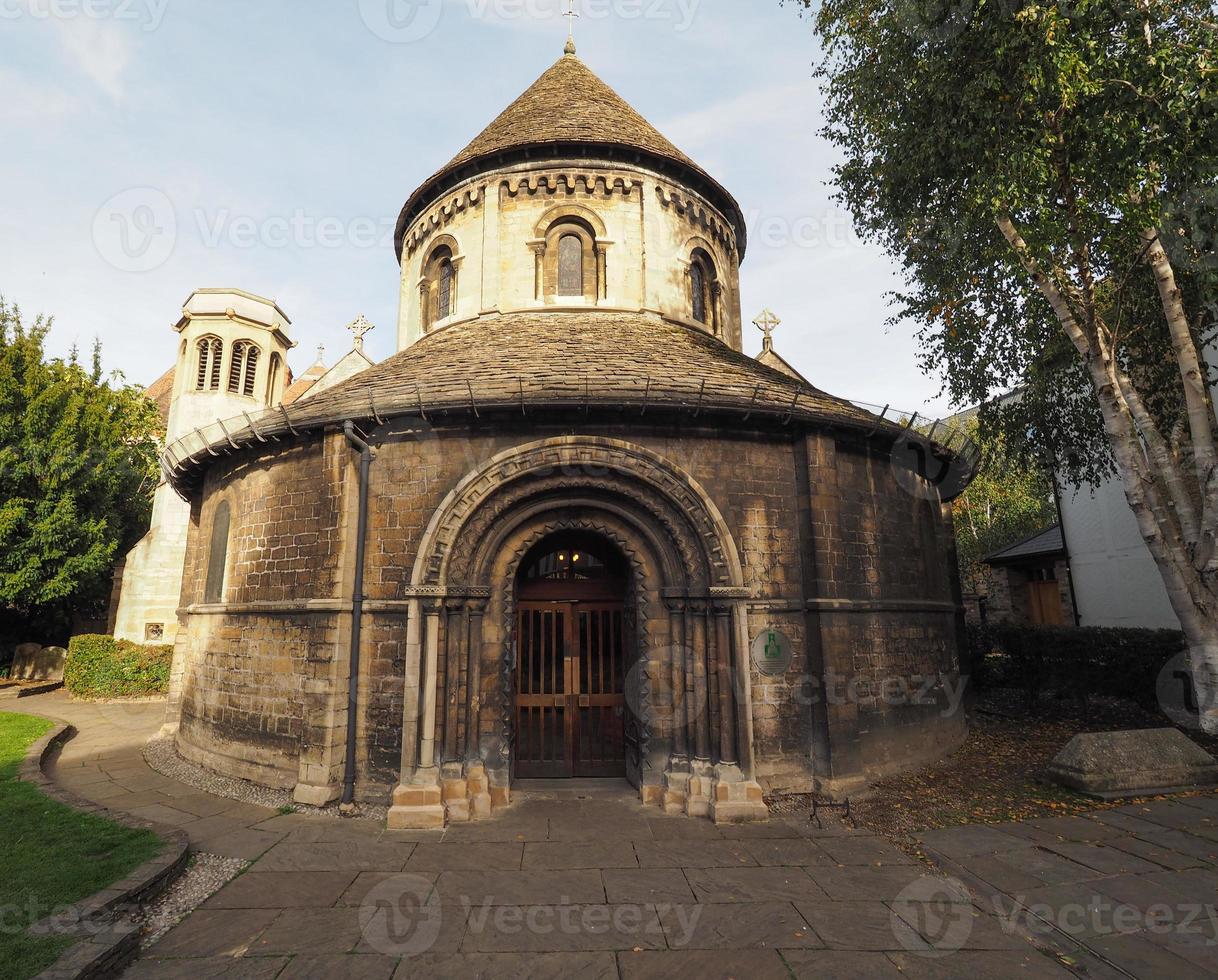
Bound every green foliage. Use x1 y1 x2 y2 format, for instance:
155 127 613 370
807 0 1218 481
0 712 162 980
0 298 162 642
63 634 173 699
966 622 1186 713
951 416 1058 593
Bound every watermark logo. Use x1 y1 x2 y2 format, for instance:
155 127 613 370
359 874 444 956
358 0 445 43
892 876 974 957
1156 651 1218 731
92 187 176 272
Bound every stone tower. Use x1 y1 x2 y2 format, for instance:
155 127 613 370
111 289 295 644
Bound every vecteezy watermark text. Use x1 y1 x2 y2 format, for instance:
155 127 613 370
357 0 703 44
0 0 168 30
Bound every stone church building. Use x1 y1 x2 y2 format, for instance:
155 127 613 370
148 47 976 827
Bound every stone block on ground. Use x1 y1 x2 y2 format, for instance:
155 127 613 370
1045 728 1218 799
11 643 67 681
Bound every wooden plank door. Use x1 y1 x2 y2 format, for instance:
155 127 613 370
574 605 626 777
515 603 573 778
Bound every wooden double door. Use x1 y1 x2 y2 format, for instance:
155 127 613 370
514 602 627 778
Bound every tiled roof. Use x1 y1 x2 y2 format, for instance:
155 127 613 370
269 310 876 433
984 524 1065 565
396 53 746 260
144 366 175 426
444 53 701 177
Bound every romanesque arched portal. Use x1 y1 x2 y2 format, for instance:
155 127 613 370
386 437 769 827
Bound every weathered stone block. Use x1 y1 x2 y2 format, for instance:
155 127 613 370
11 644 66 682
1046 728 1218 799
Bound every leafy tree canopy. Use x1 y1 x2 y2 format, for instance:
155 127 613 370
806 0 1217 482
950 415 1058 594
0 299 162 641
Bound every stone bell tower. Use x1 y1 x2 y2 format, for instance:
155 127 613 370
111 289 295 645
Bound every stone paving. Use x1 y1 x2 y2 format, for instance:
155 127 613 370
919 801 1218 979
11 691 1218 978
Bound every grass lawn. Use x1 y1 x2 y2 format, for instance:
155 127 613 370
0 712 163 980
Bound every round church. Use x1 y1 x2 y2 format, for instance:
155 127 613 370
156 47 976 827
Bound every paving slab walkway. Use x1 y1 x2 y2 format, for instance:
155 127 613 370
7 691 1181 978
918 800 1218 979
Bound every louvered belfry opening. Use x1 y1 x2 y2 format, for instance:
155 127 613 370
514 533 630 779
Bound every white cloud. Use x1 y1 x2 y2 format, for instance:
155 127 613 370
0 66 78 121
54 17 132 101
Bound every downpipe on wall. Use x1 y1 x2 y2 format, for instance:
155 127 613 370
342 421 374 809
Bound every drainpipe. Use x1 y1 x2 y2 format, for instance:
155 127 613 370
342 422 374 807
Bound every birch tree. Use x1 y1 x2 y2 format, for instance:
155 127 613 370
807 0 1218 728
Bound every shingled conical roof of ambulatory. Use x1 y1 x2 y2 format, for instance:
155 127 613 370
395 51 746 258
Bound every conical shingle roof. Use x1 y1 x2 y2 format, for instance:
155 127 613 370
395 51 746 259
444 52 701 175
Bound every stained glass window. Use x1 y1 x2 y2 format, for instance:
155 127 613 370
691 262 707 323
558 233 584 296
437 259 453 320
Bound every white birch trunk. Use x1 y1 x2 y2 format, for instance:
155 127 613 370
998 216 1218 732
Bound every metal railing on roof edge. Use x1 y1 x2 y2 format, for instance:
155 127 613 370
160 385 981 498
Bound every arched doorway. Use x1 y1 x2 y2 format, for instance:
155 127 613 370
513 532 633 779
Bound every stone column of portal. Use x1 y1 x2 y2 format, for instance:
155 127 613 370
388 598 445 829
662 598 691 813
708 601 766 823
441 600 471 822
686 600 713 817
463 599 492 819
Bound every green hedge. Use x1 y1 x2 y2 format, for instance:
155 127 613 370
64 635 173 699
965 622 1185 712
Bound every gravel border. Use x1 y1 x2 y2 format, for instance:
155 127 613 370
136 853 248 948
16 718 191 980
142 735 389 823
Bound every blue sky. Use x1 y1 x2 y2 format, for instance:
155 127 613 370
1 0 954 416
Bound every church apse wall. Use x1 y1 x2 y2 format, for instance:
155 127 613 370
169 417 966 806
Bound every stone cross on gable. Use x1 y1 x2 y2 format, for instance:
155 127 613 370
564 0 579 54
754 309 781 352
346 315 374 352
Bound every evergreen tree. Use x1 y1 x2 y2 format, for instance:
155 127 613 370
0 298 161 643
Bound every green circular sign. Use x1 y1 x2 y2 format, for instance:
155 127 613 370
752 628 793 676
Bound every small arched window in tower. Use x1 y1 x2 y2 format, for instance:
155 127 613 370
204 500 231 604
266 352 282 404
690 262 706 323
557 233 585 296
421 244 456 331
437 256 454 320
688 249 718 332
228 341 260 396
195 336 223 391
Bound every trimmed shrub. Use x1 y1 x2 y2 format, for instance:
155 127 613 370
965 622 1186 713
64 635 173 699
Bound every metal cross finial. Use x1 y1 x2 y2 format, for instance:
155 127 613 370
754 308 781 351
563 0 579 54
346 314 375 352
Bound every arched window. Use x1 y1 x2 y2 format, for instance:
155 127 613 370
204 500 231 604
228 340 260 396
690 262 706 323
421 244 457 332
195 336 223 391
437 257 454 320
557 234 585 296
688 249 718 332
266 353 282 404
